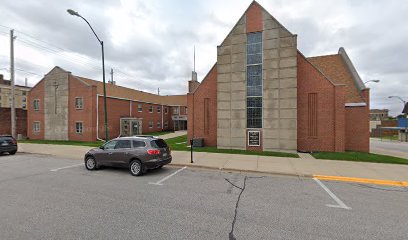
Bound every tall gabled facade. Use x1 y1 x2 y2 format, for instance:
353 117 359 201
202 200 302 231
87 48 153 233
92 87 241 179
188 1 370 152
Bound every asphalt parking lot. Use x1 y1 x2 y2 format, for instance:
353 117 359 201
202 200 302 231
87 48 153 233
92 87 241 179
1 153 407 240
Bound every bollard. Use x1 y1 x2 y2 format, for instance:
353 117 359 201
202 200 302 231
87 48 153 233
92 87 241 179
190 139 194 163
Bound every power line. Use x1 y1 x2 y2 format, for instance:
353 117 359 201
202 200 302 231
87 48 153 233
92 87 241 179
0 24 148 86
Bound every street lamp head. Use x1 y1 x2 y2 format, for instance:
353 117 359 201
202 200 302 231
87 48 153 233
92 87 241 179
364 79 380 84
67 9 80 17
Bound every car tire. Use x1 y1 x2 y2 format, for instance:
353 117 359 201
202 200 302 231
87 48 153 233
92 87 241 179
157 165 163 169
129 160 143 176
85 156 97 171
9 150 16 155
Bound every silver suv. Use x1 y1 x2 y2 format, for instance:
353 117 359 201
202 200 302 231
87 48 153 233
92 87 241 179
84 136 172 176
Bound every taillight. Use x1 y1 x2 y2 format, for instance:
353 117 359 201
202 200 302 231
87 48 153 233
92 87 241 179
147 149 160 155
11 139 17 145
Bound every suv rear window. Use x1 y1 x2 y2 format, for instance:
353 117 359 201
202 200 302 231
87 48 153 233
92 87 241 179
150 139 168 148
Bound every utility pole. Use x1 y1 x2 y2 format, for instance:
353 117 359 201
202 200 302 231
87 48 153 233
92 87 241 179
110 68 113 84
157 88 160 95
10 29 16 138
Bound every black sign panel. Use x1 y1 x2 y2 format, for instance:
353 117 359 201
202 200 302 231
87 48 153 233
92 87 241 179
248 131 260 146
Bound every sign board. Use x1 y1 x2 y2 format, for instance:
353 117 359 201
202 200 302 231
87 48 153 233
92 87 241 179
248 131 260 146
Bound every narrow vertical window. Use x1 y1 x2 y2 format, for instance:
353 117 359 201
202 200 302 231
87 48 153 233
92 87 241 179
204 98 209 135
75 97 83 109
308 93 318 137
33 121 40 132
76 122 83 134
246 32 262 129
33 99 40 111
149 106 153 113
138 103 142 112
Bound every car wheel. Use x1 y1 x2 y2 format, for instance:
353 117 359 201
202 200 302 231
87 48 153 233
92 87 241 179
157 165 163 169
129 160 143 176
9 150 16 155
85 156 97 170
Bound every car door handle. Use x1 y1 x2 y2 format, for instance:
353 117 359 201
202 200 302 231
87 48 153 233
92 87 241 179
125 152 129 155
108 152 113 155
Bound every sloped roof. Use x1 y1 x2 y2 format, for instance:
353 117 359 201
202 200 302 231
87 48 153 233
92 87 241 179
308 54 364 103
76 76 186 106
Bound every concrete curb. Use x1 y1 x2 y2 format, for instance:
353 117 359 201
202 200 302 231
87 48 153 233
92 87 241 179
169 163 312 178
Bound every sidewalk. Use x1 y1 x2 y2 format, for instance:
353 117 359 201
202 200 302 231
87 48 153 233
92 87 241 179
18 143 408 182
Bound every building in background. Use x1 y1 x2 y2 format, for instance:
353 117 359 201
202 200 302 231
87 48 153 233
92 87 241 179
0 74 31 137
370 109 389 120
27 67 187 141
187 1 370 153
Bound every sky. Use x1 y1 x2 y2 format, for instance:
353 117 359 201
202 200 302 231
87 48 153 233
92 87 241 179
0 0 407 116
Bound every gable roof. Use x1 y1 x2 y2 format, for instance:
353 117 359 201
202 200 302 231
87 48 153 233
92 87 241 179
308 53 365 103
76 76 186 106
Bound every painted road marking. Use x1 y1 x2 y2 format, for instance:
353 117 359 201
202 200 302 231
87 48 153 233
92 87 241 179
50 163 83 172
314 175 408 187
313 178 351 210
149 166 187 186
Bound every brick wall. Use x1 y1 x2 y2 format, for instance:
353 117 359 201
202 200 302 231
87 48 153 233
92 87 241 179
0 108 27 137
345 89 369 152
97 96 175 140
68 75 96 142
297 52 346 152
27 80 44 140
187 65 218 146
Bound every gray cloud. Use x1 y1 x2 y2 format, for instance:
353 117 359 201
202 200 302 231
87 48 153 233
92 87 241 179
0 0 407 116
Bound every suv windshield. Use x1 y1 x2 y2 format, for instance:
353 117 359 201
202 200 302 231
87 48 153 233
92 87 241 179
150 139 167 148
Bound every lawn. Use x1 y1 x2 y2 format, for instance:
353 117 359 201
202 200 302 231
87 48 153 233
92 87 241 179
312 151 408 165
166 135 299 158
18 139 102 148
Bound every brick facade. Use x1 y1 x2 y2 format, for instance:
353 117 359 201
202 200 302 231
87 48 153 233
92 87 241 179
187 65 218 146
27 67 187 142
187 1 370 153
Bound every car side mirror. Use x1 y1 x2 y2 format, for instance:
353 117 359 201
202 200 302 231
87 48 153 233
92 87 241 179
99 145 104 150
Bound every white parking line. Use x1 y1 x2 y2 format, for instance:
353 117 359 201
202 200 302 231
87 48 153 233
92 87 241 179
313 178 351 210
149 166 187 186
50 163 83 172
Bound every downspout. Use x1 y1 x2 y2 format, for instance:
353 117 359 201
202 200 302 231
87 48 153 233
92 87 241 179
161 104 164 130
96 94 104 141
130 99 132 117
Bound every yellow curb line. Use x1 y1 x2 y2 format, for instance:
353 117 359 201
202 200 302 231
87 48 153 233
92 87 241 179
313 175 408 187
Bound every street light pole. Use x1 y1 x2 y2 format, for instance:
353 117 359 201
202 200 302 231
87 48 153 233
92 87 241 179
67 9 109 141
388 96 407 142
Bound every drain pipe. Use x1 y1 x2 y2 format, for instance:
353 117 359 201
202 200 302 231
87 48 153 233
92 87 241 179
96 94 104 141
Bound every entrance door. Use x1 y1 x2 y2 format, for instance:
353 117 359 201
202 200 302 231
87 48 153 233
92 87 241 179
131 120 140 135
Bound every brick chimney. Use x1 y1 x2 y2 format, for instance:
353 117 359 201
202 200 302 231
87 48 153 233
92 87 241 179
0 74 4 84
188 71 200 93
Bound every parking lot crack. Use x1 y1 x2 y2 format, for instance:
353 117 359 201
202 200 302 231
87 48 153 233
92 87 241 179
224 176 264 240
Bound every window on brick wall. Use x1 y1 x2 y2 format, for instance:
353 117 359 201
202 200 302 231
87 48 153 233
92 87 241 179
33 99 40 111
157 106 161 113
246 32 263 129
308 93 318 137
149 106 153 113
165 107 168 114
148 121 153 128
75 97 83 109
33 121 40 132
76 122 83 134
138 103 142 112
185 107 188 114
173 106 179 114
157 121 161 128
164 121 168 128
